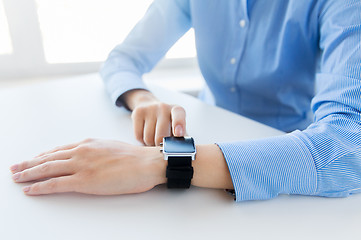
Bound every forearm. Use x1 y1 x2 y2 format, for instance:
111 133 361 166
192 144 234 189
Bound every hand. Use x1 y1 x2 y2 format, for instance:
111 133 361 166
124 90 187 146
10 139 166 196
132 101 186 146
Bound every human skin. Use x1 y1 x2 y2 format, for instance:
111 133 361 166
122 89 187 146
10 139 234 195
10 89 234 195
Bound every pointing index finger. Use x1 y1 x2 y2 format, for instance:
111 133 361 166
171 105 186 137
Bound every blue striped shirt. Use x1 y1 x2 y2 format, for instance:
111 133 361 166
100 0 361 201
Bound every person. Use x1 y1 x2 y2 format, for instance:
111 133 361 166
10 0 361 201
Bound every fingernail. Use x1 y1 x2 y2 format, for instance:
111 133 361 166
23 186 31 193
12 173 21 181
175 125 184 136
10 164 18 172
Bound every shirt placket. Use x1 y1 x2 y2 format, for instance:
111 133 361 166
225 0 249 95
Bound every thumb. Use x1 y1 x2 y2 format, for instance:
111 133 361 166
171 105 186 137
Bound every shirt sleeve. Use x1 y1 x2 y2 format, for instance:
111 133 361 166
99 0 191 107
217 1 361 201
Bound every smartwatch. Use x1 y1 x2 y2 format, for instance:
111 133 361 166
161 136 196 189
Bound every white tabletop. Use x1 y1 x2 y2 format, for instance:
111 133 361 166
0 74 360 240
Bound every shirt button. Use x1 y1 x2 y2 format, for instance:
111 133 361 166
230 87 236 92
230 58 236 64
239 19 246 28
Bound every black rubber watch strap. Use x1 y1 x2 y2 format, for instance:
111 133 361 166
166 156 193 189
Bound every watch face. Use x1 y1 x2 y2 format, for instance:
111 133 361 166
163 137 196 153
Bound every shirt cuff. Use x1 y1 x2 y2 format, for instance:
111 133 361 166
216 131 317 202
105 71 149 108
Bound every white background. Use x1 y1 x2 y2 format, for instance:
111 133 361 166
0 0 197 80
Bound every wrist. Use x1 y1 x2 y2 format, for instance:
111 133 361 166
146 146 167 186
191 144 234 189
152 141 233 189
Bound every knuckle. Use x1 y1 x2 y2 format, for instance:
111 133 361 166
76 145 92 154
83 138 94 143
158 103 170 113
133 106 146 116
131 108 139 118
31 184 39 192
148 105 155 111
46 179 57 191
53 146 61 152
38 155 49 164
131 111 137 120
21 170 28 178
68 159 78 170
40 162 51 172
172 105 185 113
20 161 29 170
